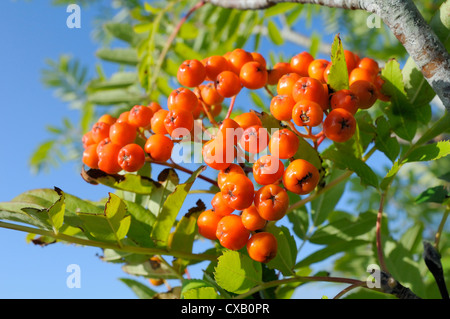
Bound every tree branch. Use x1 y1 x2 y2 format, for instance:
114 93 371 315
206 0 450 110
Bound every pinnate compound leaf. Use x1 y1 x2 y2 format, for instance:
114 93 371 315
381 60 417 141
119 278 157 299
322 149 378 188
96 48 139 65
150 166 206 248
267 20 284 45
77 193 130 244
403 140 450 163
266 224 297 276
374 116 400 162
415 186 449 204
327 34 349 91
81 167 160 195
214 250 262 294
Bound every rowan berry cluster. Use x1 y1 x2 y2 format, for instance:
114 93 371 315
81 46 388 264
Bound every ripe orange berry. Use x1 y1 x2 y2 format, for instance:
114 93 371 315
98 114 117 126
239 61 268 89
250 52 267 68
164 109 194 138
247 232 278 263
148 101 162 114
292 100 324 127
91 121 111 144
240 125 269 154
144 134 174 162
227 48 254 75
283 159 320 195
217 118 243 146
168 88 199 112
202 139 235 171
358 57 380 76
82 131 95 149
268 128 299 159
118 143 146 172
177 59 206 87
270 94 296 122
216 214 250 250
349 67 376 86
217 163 245 189
291 76 327 108
349 80 378 109
197 209 222 240
267 62 293 85
233 111 262 130
330 89 360 114
82 144 99 169
254 184 289 221
290 51 314 77
200 82 225 106
128 105 153 128
98 142 122 174
211 192 235 216
204 55 230 81
151 109 169 135
344 50 358 73
323 108 357 143
117 111 133 125
221 173 255 210
241 206 266 231
276 73 301 98
215 71 242 98
109 121 137 147
308 59 330 83
252 155 284 185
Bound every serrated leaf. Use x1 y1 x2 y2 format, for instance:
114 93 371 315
77 193 130 244
122 259 179 279
182 287 221 299
403 140 450 163
327 34 348 91
119 278 157 299
415 186 449 204
214 250 262 294
322 149 378 188
151 166 206 248
375 116 400 162
81 168 160 195
381 60 417 141
266 224 297 276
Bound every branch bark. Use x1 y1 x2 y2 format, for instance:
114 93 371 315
206 0 450 111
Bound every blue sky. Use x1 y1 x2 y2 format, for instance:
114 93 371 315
0 0 385 299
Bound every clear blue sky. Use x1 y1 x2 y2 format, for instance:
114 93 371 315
0 0 385 299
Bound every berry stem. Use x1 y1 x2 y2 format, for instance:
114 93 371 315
200 99 219 127
264 85 274 98
224 95 237 120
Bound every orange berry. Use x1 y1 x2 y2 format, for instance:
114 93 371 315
276 73 301 98
197 209 222 240
292 100 324 127
330 89 360 114
323 108 357 143
283 159 320 195
164 109 194 138
177 59 206 87
227 48 254 74
109 121 137 147
254 184 289 221
349 80 378 109
168 88 199 112
308 59 330 83
270 94 296 122
216 214 250 250
118 143 146 172
268 128 299 159
151 109 169 135
128 105 153 128
221 173 255 210
290 51 314 77
247 232 278 263
241 206 267 231
211 192 235 216
82 144 99 169
215 71 242 98
252 155 284 186
233 112 262 130
239 61 268 90
144 134 174 162
239 125 269 154
217 163 245 189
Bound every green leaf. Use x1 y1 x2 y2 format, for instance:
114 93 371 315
322 149 378 188
119 278 157 299
310 168 347 226
151 166 206 248
214 250 262 294
147 169 179 216
287 193 309 240
374 116 400 162
77 193 130 244
403 140 450 163
267 20 284 45
327 34 349 91
264 3 298 17
381 60 417 141
402 57 435 106
87 87 143 105
182 287 221 299
415 186 449 204
88 72 138 91
104 22 139 45
121 259 180 280
96 48 139 65
295 239 368 268
380 160 400 191
81 168 160 195
309 211 377 245
266 224 297 276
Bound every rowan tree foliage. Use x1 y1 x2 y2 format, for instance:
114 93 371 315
1 0 449 299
